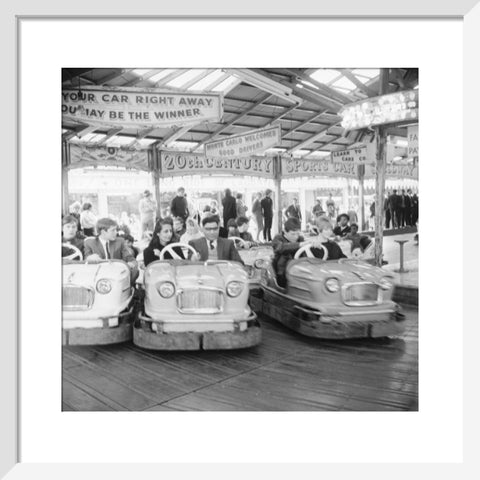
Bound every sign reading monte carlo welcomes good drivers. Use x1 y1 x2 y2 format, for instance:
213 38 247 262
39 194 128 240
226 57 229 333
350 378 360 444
160 151 275 178
204 125 281 158
62 86 223 129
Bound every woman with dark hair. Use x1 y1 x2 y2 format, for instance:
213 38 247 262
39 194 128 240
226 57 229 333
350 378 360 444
143 217 185 267
222 188 237 229
236 192 248 217
80 202 97 237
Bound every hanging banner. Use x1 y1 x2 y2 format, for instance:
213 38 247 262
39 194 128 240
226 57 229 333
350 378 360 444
281 158 359 178
204 125 281 158
407 125 419 159
160 151 275 178
365 163 418 180
331 144 375 165
62 86 223 129
68 143 150 170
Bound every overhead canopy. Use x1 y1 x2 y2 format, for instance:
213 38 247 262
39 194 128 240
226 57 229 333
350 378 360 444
62 68 418 159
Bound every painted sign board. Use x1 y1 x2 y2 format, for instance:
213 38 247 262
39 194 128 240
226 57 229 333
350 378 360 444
62 86 223 129
204 125 281 158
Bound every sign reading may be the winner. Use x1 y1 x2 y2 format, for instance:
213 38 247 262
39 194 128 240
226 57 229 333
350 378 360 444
62 86 223 129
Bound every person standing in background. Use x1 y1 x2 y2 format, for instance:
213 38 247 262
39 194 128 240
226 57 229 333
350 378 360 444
69 201 82 230
222 188 237 229
411 192 419 226
405 189 413 226
138 189 157 238
80 202 97 237
170 187 189 222
389 189 400 229
236 192 248 217
384 192 391 229
252 192 263 242
261 189 274 242
399 189 407 228
286 197 302 222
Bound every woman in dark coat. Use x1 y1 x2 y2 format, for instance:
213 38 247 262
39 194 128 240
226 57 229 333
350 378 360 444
143 217 185 267
222 188 237 228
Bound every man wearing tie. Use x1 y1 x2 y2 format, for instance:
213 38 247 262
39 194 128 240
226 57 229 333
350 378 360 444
188 215 244 264
84 218 138 281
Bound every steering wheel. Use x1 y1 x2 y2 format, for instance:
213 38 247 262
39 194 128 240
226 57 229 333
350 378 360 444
62 243 83 261
158 242 198 260
294 243 329 260
229 236 247 248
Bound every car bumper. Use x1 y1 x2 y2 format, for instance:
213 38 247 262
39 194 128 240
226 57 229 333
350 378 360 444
251 290 406 339
62 307 134 346
134 311 261 350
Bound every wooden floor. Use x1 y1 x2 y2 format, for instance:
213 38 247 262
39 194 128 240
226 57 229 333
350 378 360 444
62 307 418 411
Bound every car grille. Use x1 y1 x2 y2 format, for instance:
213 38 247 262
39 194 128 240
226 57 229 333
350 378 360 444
63 285 94 311
342 283 380 306
177 289 223 314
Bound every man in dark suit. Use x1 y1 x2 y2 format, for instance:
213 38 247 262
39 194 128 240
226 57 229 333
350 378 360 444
405 189 413 226
260 189 274 242
188 215 244 264
84 218 138 281
170 186 189 222
389 189 400 229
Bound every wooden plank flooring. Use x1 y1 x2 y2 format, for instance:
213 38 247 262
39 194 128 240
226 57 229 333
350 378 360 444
62 307 418 411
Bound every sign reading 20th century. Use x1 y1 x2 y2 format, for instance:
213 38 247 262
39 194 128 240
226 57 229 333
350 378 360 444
62 86 223 128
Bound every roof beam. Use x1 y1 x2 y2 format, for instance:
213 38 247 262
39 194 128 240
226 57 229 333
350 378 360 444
62 69 95 84
287 122 341 154
126 127 156 148
181 69 216 89
338 69 378 97
282 110 328 137
76 125 98 139
154 69 188 87
161 125 193 147
204 72 230 91
191 93 273 152
97 69 134 85
123 69 165 87
284 68 355 104
96 128 124 145
302 136 343 157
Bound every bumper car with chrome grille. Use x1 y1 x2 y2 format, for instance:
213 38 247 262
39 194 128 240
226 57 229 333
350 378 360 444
134 254 261 350
62 259 134 345
250 244 405 339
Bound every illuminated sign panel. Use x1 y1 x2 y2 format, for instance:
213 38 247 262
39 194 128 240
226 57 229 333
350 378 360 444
339 90 418 131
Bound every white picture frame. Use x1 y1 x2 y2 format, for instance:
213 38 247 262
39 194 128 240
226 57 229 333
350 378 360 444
2 0 479 478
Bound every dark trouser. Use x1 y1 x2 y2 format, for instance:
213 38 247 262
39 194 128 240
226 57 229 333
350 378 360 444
385 209 391 229
263 216 272 242
405 207 412 226
394 209 402 228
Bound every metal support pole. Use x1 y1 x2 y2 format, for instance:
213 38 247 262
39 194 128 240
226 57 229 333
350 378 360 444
274 155 282 235
62 141 70 216
374 68 389 267
358 164 365 231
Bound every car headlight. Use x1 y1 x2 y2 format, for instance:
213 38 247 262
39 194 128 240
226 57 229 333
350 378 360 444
157 281 176 298
379 276 394 290
226 281 244 297
325 277 340 293
96 279 112 294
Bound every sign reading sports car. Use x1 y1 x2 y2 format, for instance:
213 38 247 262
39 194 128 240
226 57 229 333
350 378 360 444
281 158 359 178
62 86 223 129
204 125 281 158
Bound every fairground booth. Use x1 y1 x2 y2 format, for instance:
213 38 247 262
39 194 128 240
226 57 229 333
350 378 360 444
62 68 419 264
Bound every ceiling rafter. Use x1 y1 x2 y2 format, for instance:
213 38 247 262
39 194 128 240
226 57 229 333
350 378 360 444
284 68 355 104
203 72 230 91
161 125 193 147
97 69 134 85
123 69 165 87
302 136 343 158
282 110 329 137
181 69 216 89
337 69 378 97
287 121 341 154
96 128 123 145
191 93 273 152
154 69 188 87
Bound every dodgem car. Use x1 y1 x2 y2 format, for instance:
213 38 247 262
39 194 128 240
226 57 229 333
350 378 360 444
250 243 405 339
134 243 261 350
62 255 135 346
228 237 273 289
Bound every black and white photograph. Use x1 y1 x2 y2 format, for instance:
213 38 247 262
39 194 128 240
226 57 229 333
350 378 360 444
61 67 419 412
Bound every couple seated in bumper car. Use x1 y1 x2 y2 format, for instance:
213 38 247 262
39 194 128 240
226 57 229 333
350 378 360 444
62 217 139 346
250 216 405 339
